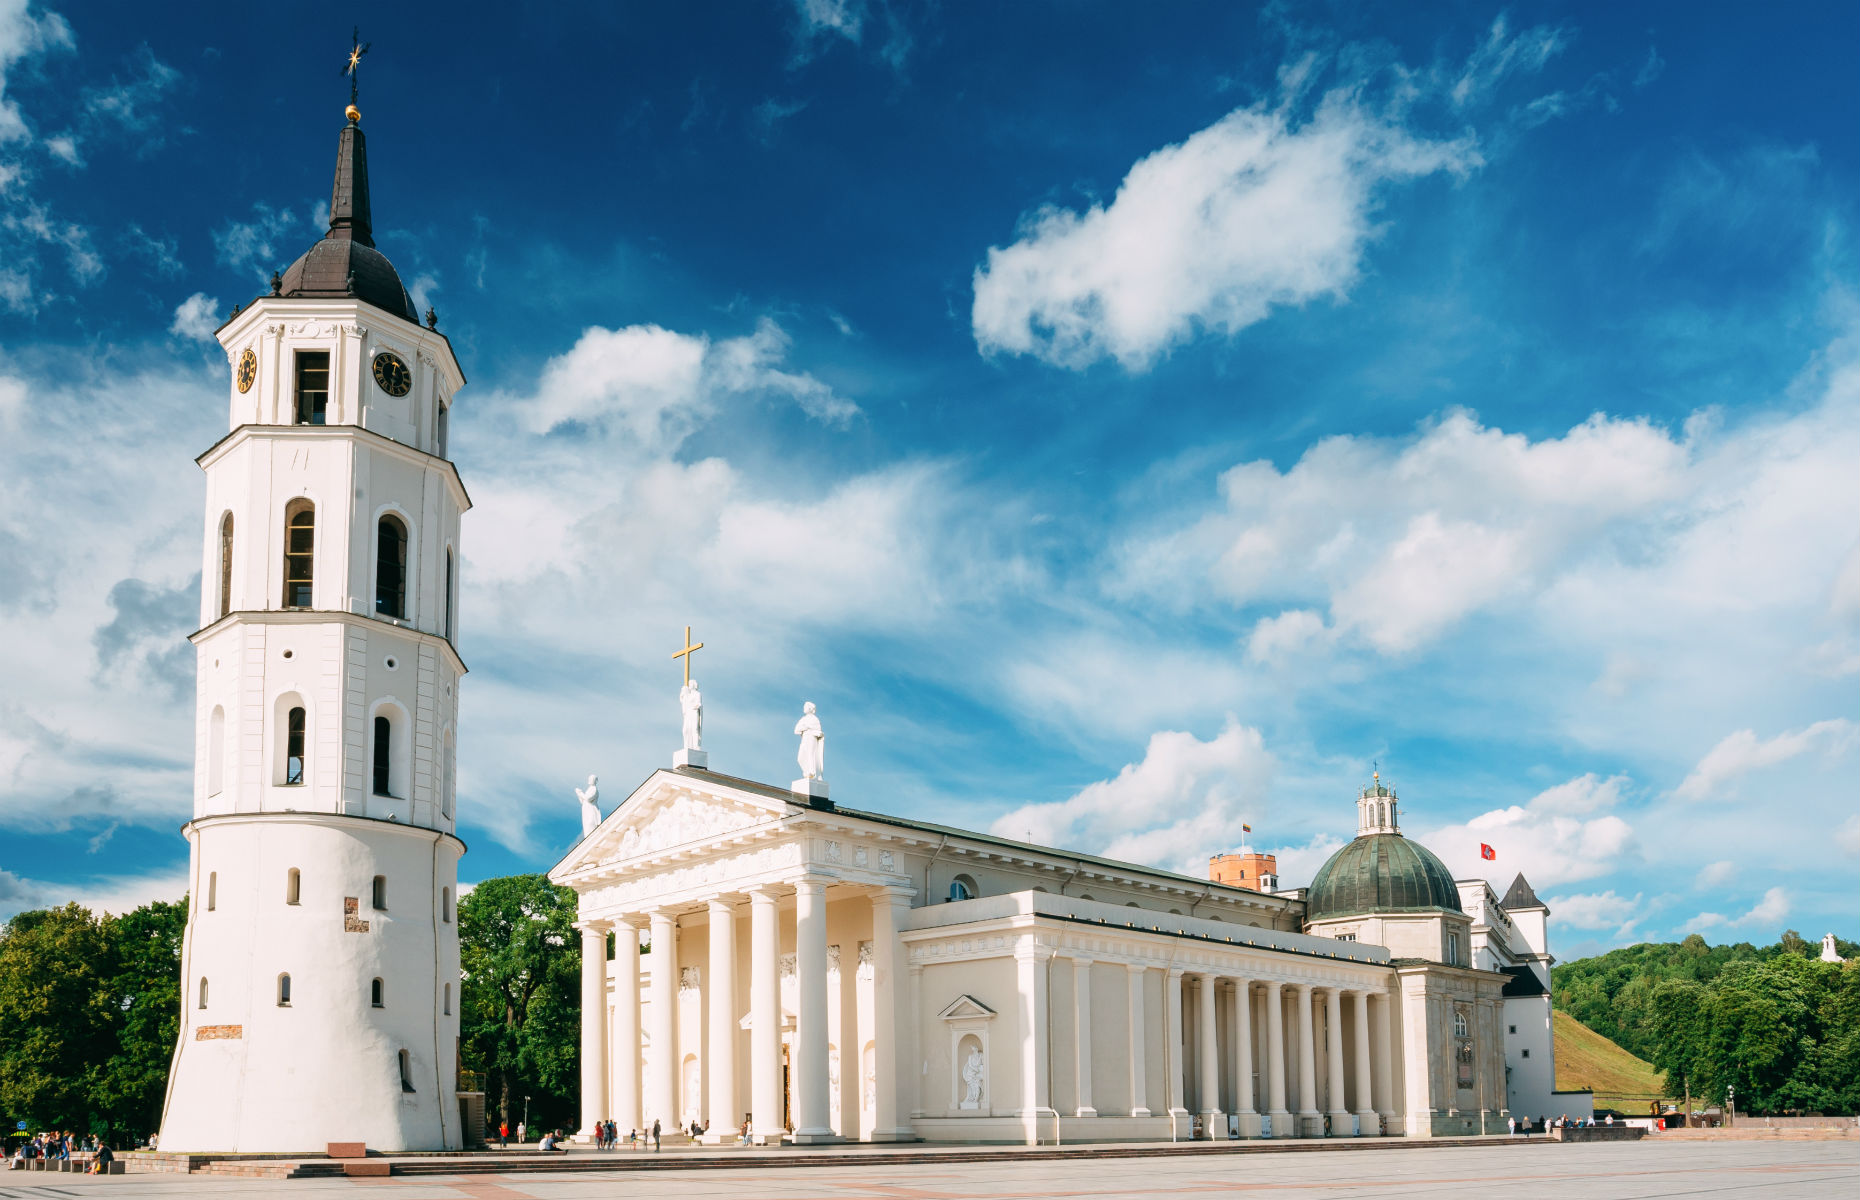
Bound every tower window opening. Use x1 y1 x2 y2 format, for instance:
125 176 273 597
293 350 329 425
398 1048 415 1093
441 886 452 923
206 871 217 911
285 867 301 906
372 716 392 796
282 501 315 608
217 512 234 618
277 973 292 1006
371 874 387 910
285 706 307 786
443 548 454 639
443 983 451 1015
371 977 384 1008
375 515 408 619
197 977 208 1009
436 403 448 457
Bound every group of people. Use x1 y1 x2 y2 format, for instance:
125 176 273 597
1509 1112 1618 1135
588 1118 661 1150
7 1132 115 1173
495 1117 667 1152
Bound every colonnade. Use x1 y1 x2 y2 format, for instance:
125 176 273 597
575 879 913 1145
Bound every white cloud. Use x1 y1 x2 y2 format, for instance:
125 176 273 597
213 202 298 279
1686 885 1792 936
169 291 219 341
989 719 1274 873
1674 719 1858 801
1838 815 1860 857
0 0 74 145
1695 860 1735 889
1420 773 1637 889
972 91 1478 370
1245 608 1330 664
0 865 190 921
788 0 911 71
1548 889 1641 932
1450 15 1568 107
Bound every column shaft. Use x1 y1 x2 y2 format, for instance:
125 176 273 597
706 899 738 1140
749 888 783 1143
1373 991 1395 1123
647 910 678 1132
1126 966 1149 1117
791 878 834 1141
1264 981 1288 1130
1165 968 1188 1118
1325 988 1349 1130
1015 948 1051 1145
1072 957 1096 1117
1198 974 1225 1138
869 888 913 1140
578 923 608 1139
1353 991 1378 1133
1232 979 1258 1137
1296 984 1320 1135
611 923 641 1132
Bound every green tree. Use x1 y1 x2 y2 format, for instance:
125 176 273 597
93 900 187 1141
457 874 582 1135
0 904 117 1134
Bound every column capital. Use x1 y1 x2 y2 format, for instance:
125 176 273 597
573 919 611 935
746 883 783 902
1166 965 1186 979
707 894 744 913
1125 961 1148 975
1067 952 1095 967
791 871 833 889
870 883 916 902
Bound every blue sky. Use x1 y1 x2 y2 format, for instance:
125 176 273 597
1 1 1855 958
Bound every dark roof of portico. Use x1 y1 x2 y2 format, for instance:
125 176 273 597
1500 965 1549 997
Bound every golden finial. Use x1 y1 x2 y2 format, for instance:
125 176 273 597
345 103 361 124
342 27 371 123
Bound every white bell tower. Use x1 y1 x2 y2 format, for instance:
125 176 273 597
158 96 470 1153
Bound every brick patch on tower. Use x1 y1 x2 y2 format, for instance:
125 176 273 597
195 1024 242 1040
344 896 370 933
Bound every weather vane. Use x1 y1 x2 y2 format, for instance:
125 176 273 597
342 26 372 117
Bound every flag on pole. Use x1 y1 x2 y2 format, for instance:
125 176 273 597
1480 843 1496 861
1242 824 1252 833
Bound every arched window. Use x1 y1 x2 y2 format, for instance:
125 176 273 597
372 715 392 796
207 706 226 795
206 871 217 911
198 977 208 1009
375 515 407 619
435 403 448 457
285 706 307 785
371 875 387 910
443 983 451 1015
441 887 452 923
285 867 301 905
947 874 977 902
1454 1011 1469 1039
217 512 234 618
277 973 292 1006
282 501 314 608
293 350 329 424
441 732 455 821
398 1048 415 1092
443 548 454 639
371 977 384 1008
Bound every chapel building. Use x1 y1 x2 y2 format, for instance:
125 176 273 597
552 765 1569 1143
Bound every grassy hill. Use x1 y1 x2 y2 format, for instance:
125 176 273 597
1553 1009 1667 1113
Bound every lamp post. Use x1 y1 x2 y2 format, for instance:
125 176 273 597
1725 1085 1735 1128
523 1095 531 1138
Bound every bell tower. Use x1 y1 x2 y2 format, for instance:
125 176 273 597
158 89 470 1153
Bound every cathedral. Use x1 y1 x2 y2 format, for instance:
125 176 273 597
154 88 1584 1153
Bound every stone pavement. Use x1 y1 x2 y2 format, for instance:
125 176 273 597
1 1139 1855 1199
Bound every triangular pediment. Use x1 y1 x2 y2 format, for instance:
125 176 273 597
938 994 997 1022
550 770 790 879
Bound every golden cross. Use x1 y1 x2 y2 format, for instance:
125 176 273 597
671 625 704 686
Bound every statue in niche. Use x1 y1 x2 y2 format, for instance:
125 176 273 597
795 702 826 781
961 1047 985 1108
575 775 601 836
680 679 703 750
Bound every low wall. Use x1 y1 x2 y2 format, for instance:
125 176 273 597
1551 1126 1643 1143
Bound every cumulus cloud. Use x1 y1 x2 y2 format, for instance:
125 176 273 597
1548 889 1642 934
989 719 1273 873
1420 773 1637 889
169 291 219 341
972 91 1478 370
1687 886 1791 935
1674 719 1858 801
1695 860 1735 889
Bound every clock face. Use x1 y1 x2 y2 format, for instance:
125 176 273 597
373 351 412 397
236 348 257 394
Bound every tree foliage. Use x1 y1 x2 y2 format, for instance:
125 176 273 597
456 873 582 1135
1556 931 1860 1114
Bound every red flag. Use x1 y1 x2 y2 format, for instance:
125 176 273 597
1480 843 1496 861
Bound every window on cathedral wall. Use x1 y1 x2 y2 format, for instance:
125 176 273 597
436 402 448 457
371 977 385 1008
398 1049 415 1093
441 887 452 923
948 874 977 902
443 983 451 1015
375 515 408 619
284 706 307 785
206 871 217 911
443 549 455 640
217 512 234 618
285 867 301 906
198 977 208 1009
370 707 411 799
372 875 387 911
282 500 315 608
293 351 329 425
277 973 292 1006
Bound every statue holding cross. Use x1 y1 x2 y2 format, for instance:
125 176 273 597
673 626 704 755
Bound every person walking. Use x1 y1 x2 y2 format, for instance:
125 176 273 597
651 1119 661 1152
498 1120 509 1149
517 1121 527 1146
1507 1115 1516 1136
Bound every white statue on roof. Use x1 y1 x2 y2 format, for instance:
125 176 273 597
680 679 703 751
576 775 601 837
795 702 825 781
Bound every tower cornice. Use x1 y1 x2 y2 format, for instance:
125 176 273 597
196 422 473 513
215 297 467 390
190 606 469 676
182 807 469 854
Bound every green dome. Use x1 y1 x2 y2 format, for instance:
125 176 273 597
1306 833 1463 921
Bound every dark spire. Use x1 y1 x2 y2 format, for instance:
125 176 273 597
327 118 374 246
1501 873 1544 911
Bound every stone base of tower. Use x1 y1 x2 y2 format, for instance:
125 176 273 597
158 812 465 1153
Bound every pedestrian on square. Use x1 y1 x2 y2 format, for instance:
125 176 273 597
651 1119 661 1151
498 1120 508 1148
517 1121 527 1145
1507 1115 1516 1136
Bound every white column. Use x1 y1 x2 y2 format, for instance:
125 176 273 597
1373 991 1395 1124
1015 944 1052 1145
1296 984 1320 1136
1165 968 1188 1120
646 909 678 1134
1325 987 1350 1133
1198 973 1225 1138
1232 978 1258 1137
907 963 926 1118
1072 956 1096 1117
705 898 738 1141
869 887 913 1140
1353 990 1379 1134
610 922 641 1134
1126 965 1150 1118
791 876 834 1142
577 921 609 1140
1264 981 1288 1133
749 887 783 1144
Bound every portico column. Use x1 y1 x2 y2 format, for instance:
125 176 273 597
1231 978 1258 1136
704 898 738 1141
1295 984 1321 1136
576 920 609 1140
1372 991 1395 1126
1165 968 1188 1120
1264 981 1288 1133
1325 988 1350 1134
646 908 679 1133
790 876 835 1142
748 887 782 1144
1015 943 1053 1145
1072 956 1096 1117
869 886 914 1140
1353 991 1379 1135
610 922 641 1134
1126 965 1150 1117
1198 973 1225 1138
